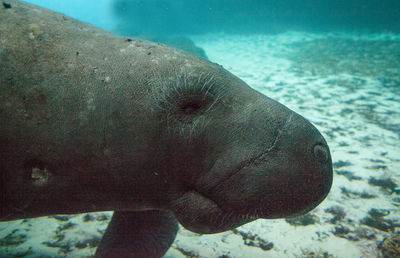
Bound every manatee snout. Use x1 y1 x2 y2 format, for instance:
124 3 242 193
218 109 332 217
255 111 333 217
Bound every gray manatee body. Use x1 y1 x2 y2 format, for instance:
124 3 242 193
0 0 333 257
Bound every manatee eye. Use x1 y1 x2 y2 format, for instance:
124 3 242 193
180 100 202 115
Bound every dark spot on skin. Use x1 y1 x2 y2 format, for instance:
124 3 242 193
2 1 11 9
26 90 47 105
181 100 202 115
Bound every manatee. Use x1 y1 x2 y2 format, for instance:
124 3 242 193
0 0 333 257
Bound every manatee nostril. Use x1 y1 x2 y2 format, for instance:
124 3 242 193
313 144 329 163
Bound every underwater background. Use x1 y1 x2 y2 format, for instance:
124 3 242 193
1 0 399 257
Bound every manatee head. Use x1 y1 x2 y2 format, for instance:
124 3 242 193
147 56 333 234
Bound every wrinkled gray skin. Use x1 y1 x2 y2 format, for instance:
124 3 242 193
0 1 333 257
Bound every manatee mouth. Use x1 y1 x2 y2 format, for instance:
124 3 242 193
170 153 275 234
169 155 268 233
170 147 281 233
170 190 256 234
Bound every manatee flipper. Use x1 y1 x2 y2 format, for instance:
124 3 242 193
95 210 178 258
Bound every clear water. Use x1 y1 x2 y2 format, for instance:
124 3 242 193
1 0 399 257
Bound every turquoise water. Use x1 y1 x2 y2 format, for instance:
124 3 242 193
26 0 116 30
111 0 400 36
26 0 400 36
1 0 399 257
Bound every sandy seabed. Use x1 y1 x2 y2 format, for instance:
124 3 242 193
1 31 399 258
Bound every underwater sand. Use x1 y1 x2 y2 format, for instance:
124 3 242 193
1 31 399 257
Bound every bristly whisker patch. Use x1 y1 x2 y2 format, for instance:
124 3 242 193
151 70 226 140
